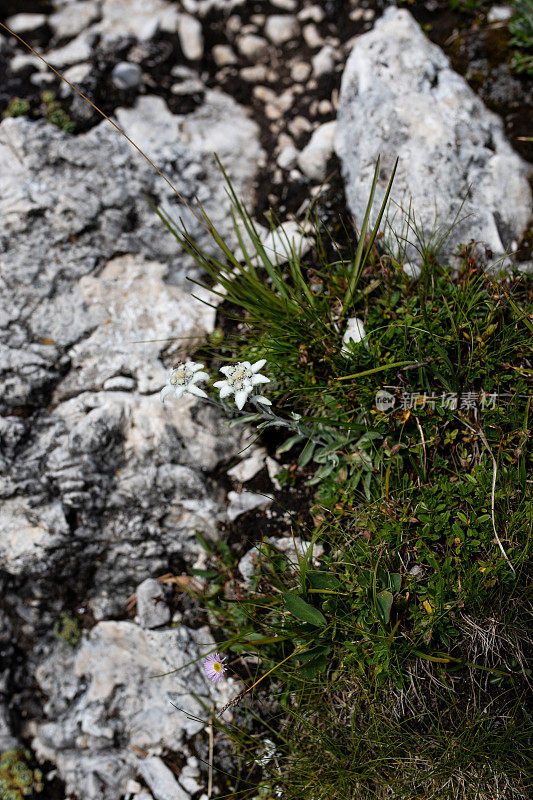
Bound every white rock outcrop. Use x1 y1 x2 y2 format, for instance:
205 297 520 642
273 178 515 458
335 7 532 263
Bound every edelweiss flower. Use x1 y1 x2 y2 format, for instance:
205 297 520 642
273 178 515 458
160 361 209 402
203 651 227 683
213 359 271 411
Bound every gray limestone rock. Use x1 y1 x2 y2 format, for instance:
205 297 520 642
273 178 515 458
297 120 337 182
136 578 170 629
0 91 261 611
111 61 143 90
33 622 240 800
334 7 532 264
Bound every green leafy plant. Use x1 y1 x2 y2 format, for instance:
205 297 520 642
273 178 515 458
40 91 75 133
53 613 81 647
2 98 30 119
510 0 533 75
0 750 42 799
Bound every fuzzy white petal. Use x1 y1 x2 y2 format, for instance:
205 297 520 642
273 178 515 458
220 365 234 376
251 374 270 386
251 359 267 372
189 362 205 372
192 371 210 384
187 384 208 398
234 389 249 410
219 384 234 399
160 385 174 403
174 386 185 399
254 395 272 406
213 380 226 388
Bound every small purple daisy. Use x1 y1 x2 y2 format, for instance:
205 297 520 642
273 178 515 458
203 652 227 683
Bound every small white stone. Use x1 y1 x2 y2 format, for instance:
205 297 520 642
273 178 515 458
227 491 272 522
140 757 190 800
341 317 369 356
291 61 311 82
277 145 299 170
302 22 323 49
136 578 170 629
271 0 297 10
178 14 204 60
46 33 93 68
265 14 299 45
227 448 267 482
241 64 268 82
30 72 56 86
212 44 237 66
298 5 325 22
10 53 44 73
288 115 313 138
237 33 269 60
5 13 47 33
111 61 143 90
297 120 337 182
487 5 513 22
312 44 336 77
261 220 313 264
318 99 332 115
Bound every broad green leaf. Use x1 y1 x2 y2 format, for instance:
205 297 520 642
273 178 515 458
307 572 341 590
376 590 393 625
299 653 327 677
298 439 316 467
389 573 402 593
282 593 327 627
297 644 331 664
277 433 304 455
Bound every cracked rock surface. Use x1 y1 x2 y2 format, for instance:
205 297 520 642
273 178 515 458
0 1 531 798
335 7 532 263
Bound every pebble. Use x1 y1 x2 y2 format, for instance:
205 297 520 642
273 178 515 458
241 64 268 82
178 13 204 60
45 34 93 68
298 5 326 22
487 5 513 22
227 447 267 483
10 53 44 73
318 99 333 115
277 145 299 170
271 0 297 10
237 33 270 60
136 578 170 629
297 120 337 182
212 44 237 66
291 61 311 82
288 115 313 139
312 44 336 77
302 22 323 49
171 78 204 94
111 61 143 90
30 72 56 86
5 13 47 33
227 491 272 522
341 317 369 357
264 14 300 45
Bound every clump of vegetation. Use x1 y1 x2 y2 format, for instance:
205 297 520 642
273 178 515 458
40 91 75 133
510 0 533 75
2 98 30 119
53 613 81 647
0 750 42 799
156 164 532 799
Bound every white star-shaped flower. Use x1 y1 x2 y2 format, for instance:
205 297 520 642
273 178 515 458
160 361 210 402
213 359 271 411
